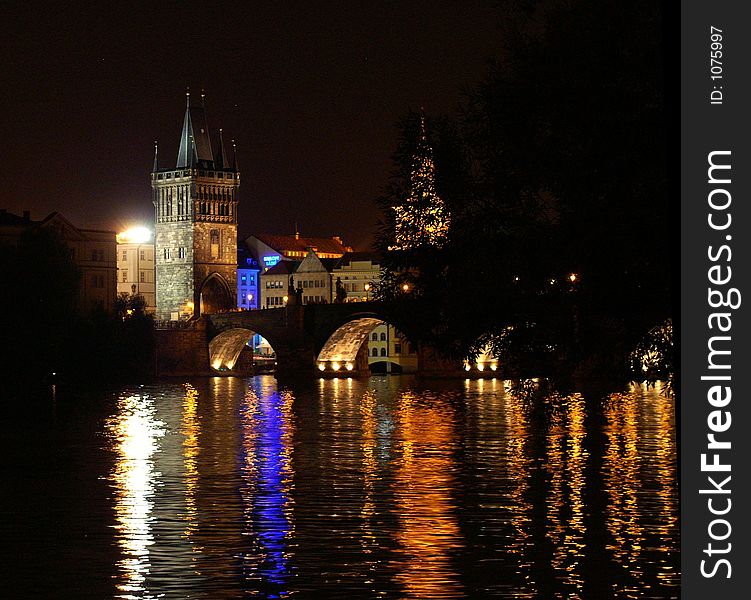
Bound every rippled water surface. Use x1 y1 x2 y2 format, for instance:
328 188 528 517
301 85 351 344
1 376 678 598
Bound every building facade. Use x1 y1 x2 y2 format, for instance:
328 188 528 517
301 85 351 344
259 260 298 308
152 92 239 321
116 228 155 313
237 243 260 310
0 210 117 315
332 252 381 302
367 323 419 373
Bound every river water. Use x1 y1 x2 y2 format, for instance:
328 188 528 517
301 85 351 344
1 376 678 599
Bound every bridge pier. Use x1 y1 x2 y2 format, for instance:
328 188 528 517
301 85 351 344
155 319 213 377
273 336 317 378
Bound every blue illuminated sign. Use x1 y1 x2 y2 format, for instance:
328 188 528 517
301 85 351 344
263 255 281 267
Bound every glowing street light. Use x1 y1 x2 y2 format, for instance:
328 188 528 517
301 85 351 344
283 295 289 305
402 283 410 293
569 273 578 283
116 227 152 244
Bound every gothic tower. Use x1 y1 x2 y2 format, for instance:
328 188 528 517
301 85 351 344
152 91 240 321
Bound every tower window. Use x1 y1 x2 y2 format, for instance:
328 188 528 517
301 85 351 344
178 247 186 259
210 230 220 259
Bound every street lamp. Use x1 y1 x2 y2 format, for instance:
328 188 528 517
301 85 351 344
402 283 410 293
364 282 370 301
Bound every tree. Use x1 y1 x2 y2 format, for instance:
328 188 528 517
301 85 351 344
376 1 671 381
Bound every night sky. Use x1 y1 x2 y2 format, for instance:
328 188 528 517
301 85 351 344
2 2 504 250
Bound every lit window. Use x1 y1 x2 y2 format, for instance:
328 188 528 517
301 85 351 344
140 271 145 283
122 271 128 282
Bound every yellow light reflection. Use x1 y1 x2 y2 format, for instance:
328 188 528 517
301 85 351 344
181 384 200 541
603 385 678 594
392 391 463 597
542 393 587 598
106 393 166 597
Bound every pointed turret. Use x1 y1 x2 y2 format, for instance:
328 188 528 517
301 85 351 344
153 141 159 172
231 139 238 171
216 129 229 169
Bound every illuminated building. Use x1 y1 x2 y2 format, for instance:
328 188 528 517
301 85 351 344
391 114 450 250
245 228 352 272
294 251 338 304
237 243 260 310
116 227 155 313
259 250 337 308
332 252 380 302
151 91 239 321
367 323 418 373
260 260 298 308
0 209 117 314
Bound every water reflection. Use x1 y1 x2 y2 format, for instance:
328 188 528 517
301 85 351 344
392 391 463 598
99 377 678 598
603 384 679 596
106 393 166 599
239 381 295 597
542 393 588 598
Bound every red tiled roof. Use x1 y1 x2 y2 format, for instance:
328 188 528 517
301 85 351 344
253 233 352 256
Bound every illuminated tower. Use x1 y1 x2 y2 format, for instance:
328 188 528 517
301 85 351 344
392 114 450 250
152 90 240 321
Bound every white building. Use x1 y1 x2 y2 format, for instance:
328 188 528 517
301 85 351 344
116 227 155 313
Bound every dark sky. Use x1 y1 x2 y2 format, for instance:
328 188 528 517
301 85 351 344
1 1 504 250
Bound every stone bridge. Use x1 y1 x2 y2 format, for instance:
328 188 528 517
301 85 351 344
155 302 392 377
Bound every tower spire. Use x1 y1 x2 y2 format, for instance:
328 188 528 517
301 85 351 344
231 139 238 171
176 89 214 168
153 140 159 172
418 106 428 146
216 128 229 169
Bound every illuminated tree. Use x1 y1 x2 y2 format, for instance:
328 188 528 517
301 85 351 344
391 115 450 250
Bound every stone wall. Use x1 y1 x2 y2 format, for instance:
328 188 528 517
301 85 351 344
155 221 194 320
155 319 211 376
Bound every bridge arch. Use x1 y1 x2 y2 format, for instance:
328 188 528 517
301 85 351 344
208 327 276 372
316 316 386 372
199 273 234 315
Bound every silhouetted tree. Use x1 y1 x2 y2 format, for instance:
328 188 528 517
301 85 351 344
376 1 671 381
